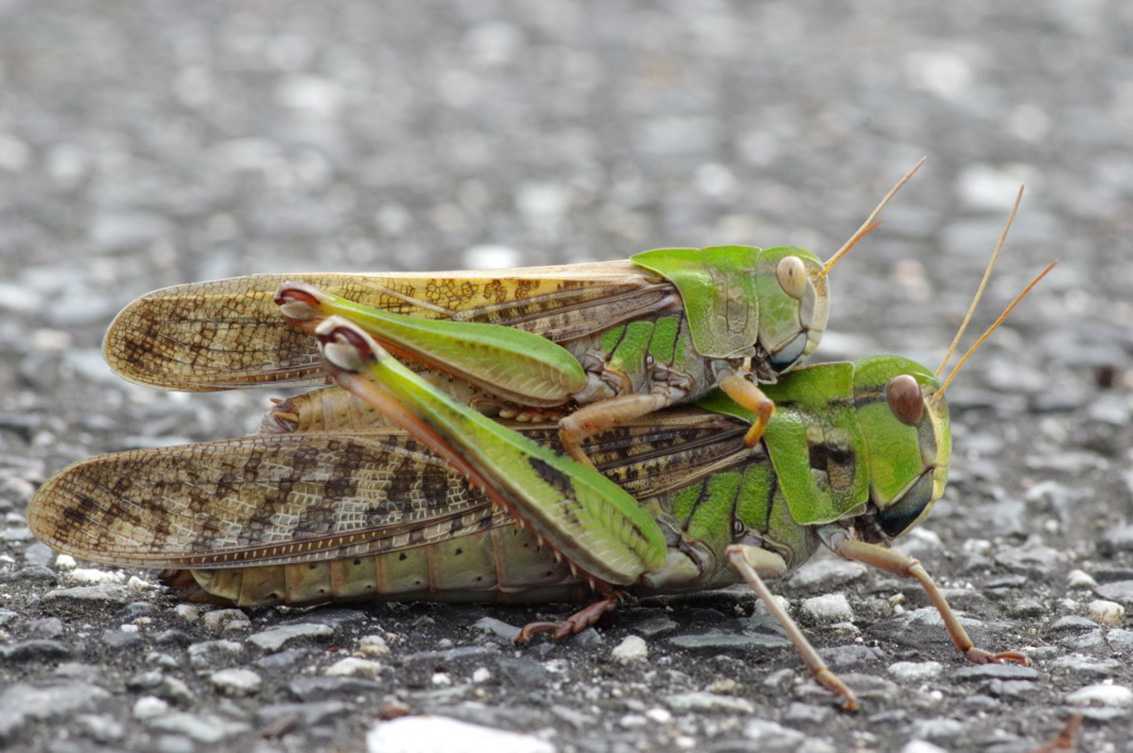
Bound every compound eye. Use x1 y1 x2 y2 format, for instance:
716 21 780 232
769 331 807 371
776 256 808 299
886 374 924 426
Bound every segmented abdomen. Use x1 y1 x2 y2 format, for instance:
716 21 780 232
189 524 587 607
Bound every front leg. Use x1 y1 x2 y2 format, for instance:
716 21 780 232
830 535 1030 666
717 373 775 448
726 545 859 712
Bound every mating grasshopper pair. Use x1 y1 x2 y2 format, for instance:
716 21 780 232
28 166 1051 710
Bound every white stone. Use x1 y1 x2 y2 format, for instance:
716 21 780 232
788 558 867 590
358 634 391 657
431 672 452 687
900 742 949 753
1065 683 1133 707
888 661 943 682
610 635 648 664
665 692 755 714
325 657 383 679
203 609 252 633
1067 569 1098 589
174 604 202 622
801 593 854 623
645 708 671 724
209 668 262 696
744 719 805 745
247 623 333 651
64 568 126 585
1087 599 1125 626
472 667 492 683
126 576 155 593
367 715 554 753
54 554 77 570
133 696 170 720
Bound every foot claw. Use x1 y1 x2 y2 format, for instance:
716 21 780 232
966 647 1031 667
816 668 859 712
514 622 560 645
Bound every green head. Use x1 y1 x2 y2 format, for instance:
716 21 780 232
755 246 829 374
630 244 830 376
851 355 951 541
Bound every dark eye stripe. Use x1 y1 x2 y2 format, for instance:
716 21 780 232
769 331 807 371
877 470 934 538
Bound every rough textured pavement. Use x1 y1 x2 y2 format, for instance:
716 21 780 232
2 2 1133 752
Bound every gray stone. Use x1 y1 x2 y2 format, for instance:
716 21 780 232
668 630 790 650
888 661 943 681
26 617 65 638
496 656 549 687
665 691 756 714
288 676 382 701
913 718 966 740
788 558 867 590
210 668 262 696
101 628 143 649
188 640 243 669
75 713 125 743
248 623 334 652
257 701 350 728
0 682 110 739
782 702 830 724
1051 654 1121 676
631 615 678 638
1095 581 1133 606
202 608 252 633
42 584 130 603
256 647 311 670
951 664 1040 681
145 712 252 743
0 639 71 662
472 616 521 642
819 644 883 668
987 679 1039 699
801 593 854 623
1048 615 1101 633
1065 684 1133 707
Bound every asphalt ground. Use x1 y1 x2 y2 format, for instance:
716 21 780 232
1 2 1132 752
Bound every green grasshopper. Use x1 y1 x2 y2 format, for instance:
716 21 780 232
101 162 923 464
28 192 1052 710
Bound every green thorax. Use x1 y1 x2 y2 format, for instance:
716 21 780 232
630 245 821 361
696 362 871 525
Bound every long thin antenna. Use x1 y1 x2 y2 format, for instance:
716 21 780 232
821 156 927 278
935 185 1025 376
933 261 1056 402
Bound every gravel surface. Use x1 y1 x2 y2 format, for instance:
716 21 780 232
2 2 1132 752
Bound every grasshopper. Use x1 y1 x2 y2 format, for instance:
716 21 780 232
28 191 1052 710
100 162 923 464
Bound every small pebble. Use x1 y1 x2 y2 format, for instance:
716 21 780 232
53 554 77 571
888 661 943 681
1067 569 1098 589
358 634 391 657
472 667 492 683
1065 683 1133 707
209 668 262 696
133 696 170 720
801 593 854 623
325 657 383 679
202 609 251 633
610 635 648 664
1087 599 1125 626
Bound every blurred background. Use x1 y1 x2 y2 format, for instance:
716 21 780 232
1 2 1129 436
1 2 1132 750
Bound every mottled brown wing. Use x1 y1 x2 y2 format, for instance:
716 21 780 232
103 262 675 391
27 412 752 569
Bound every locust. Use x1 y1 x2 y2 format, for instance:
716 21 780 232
28 189 1052 710
100 161 924 464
